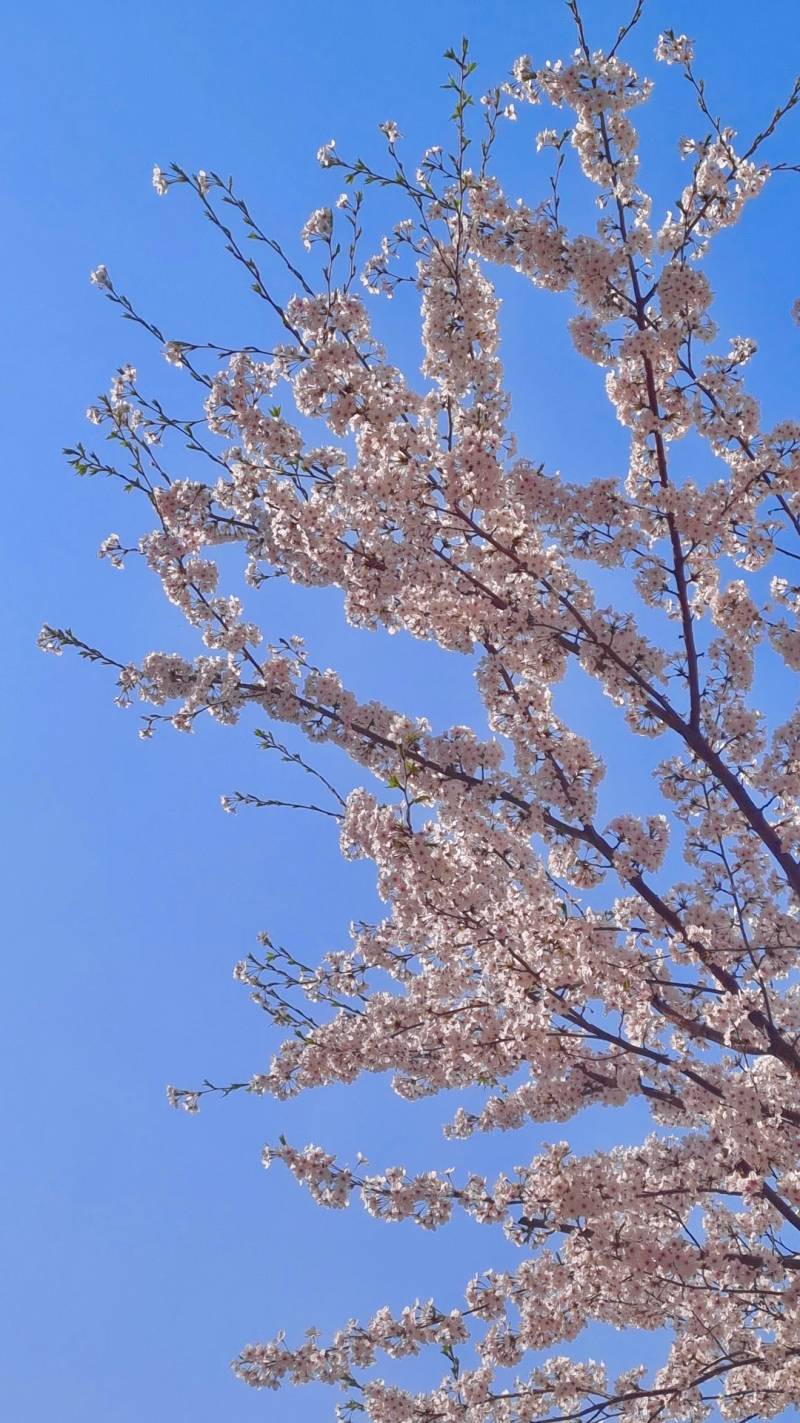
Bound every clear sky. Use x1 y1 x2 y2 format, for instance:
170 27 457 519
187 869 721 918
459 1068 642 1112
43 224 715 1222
4 2 800 1419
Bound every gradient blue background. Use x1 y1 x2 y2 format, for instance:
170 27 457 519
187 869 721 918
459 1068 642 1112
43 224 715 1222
4 2 800 1418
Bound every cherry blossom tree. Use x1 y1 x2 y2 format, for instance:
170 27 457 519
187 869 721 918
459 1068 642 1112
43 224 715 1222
41 4 800 1419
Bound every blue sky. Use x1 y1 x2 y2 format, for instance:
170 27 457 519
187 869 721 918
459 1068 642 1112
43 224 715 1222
4 2 800 1419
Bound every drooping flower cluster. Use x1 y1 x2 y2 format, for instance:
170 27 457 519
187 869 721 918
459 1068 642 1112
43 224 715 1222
44 10 800 1422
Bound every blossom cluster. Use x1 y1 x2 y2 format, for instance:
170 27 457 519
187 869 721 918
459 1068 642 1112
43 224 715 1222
44 12 800 1423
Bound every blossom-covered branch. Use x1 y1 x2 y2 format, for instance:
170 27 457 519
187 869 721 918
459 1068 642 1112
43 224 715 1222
45 4 800 1419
